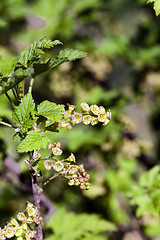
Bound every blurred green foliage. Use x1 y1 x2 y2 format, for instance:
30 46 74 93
1 0 160 239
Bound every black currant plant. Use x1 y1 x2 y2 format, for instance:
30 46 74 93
0 37 111 240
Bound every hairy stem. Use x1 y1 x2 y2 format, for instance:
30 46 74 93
30 168 43 240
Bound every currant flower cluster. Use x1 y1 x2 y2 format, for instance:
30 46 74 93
0 202 42 240
43 143 91 190
58 102 111 129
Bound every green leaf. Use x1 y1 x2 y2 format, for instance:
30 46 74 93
0 68 34 95
37 100 64 123
148 0 160 16
58 49 87 61
46 207 116 240
139 166 160 189
16 37 63 69
0 56 17 75
12 93 37 132
0 117 2 122
17 130 49 153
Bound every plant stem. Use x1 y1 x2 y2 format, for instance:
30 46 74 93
43 173 60 187
29 78 35 93
30 168 43 240
0 121 13 128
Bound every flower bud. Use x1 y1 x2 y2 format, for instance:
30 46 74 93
67 153 76 162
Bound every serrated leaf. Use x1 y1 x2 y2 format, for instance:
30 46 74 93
37 100 64 123
12 93 37 132
16 37 63 69
17 130 49 153
58 49 87 61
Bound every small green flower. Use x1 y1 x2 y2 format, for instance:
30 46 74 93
81 102 90 112
98 113 106 122
68 165 78 174
17 212 27 221
72 112 82 124
27 207 37 217
32 150 41 160
83 115 92 125
5 227 15 238
90 105 99 115
43 160 53 170
53 161 64 172
52 147 63 155
15 227 23 237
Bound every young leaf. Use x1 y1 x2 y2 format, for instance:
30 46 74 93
12 93 37 132
16 37 63 69
37 100 64 123
17 130 49 153
58 49 87 61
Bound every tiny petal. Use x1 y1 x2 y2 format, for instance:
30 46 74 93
53 161 64 172
81 102 90 112
72 112 82 124
83 115 92 125
43 160 53 170
52 147 63 155
90 105 99 115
